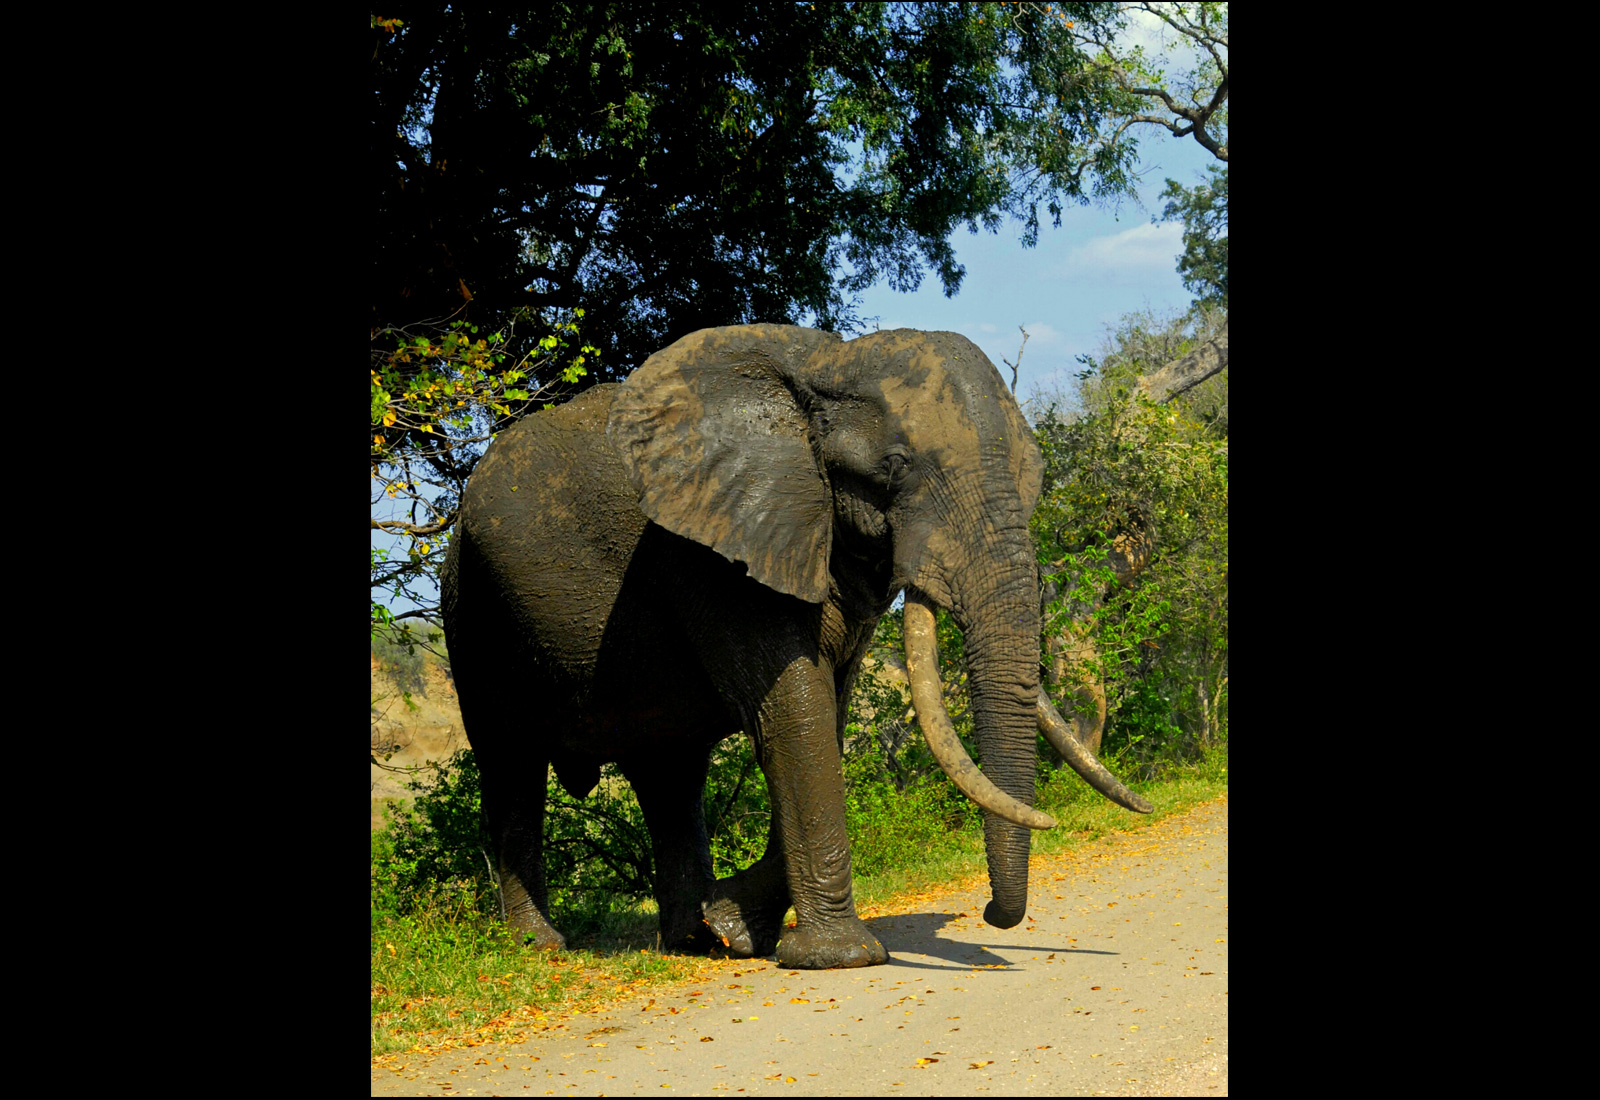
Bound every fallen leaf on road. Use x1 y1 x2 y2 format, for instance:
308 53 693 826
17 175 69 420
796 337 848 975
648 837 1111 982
970 1060 993 1069
701 1037 714 1042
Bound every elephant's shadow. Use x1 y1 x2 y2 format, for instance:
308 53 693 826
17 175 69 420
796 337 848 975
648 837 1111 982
860 911 1117 969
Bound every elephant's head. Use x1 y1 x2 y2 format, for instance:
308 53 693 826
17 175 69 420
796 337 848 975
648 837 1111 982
607 324 1146 932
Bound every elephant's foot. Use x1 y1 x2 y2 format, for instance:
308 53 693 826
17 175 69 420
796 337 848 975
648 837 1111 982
503 911 566 951
701 895 786 958
775 918 888 969
699 857 792 957
659 904 720 952
501 882 567 950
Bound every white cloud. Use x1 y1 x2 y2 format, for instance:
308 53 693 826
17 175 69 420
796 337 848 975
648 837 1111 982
1057 222 1183 275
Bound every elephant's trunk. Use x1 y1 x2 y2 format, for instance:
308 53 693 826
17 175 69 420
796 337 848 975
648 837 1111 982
903 595 1056 830
904 559 1046 930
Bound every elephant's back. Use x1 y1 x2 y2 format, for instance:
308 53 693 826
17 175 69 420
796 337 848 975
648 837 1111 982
445 384 646 685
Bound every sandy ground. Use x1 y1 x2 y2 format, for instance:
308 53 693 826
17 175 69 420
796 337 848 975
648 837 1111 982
371 796 1228 1096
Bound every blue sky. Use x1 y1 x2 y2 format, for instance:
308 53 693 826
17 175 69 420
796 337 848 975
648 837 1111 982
851 122 1214 416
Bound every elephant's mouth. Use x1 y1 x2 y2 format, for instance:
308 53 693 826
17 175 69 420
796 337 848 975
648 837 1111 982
902 591 1152 823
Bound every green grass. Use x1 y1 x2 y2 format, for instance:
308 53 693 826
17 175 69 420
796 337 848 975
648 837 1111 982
370 921 707 1056
370 743 1227 1058
852 744 1227 911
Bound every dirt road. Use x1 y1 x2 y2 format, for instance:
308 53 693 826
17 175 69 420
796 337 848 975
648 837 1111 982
371 796 1228 1096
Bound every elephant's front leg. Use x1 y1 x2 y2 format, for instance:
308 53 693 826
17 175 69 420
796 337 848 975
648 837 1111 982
757 657 888 969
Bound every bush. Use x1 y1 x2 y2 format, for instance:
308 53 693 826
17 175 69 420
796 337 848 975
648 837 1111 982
371 624 430 695
372 737 778 940
842 750 972 876
704 736 770 877
378 749 497 919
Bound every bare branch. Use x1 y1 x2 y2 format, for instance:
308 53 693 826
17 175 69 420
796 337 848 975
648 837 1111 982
1001 325 1030 394
1135 317 1229 404
371 516 456 537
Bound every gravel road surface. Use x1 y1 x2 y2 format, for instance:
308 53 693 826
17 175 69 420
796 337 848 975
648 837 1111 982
372 795 1228 1096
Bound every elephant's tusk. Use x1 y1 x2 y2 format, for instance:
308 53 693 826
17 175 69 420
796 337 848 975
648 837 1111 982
1036 690 1154 813
903 594 1058 830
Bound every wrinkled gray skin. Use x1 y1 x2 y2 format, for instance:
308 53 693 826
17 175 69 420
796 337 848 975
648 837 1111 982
442 325 1054 969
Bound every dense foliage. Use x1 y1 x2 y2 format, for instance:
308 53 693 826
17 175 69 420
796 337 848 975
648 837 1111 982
371 2 1154 376
1029 304 1228 762
1161 164 1227 307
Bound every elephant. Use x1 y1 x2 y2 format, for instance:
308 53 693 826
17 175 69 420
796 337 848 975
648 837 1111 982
441 323 1151 970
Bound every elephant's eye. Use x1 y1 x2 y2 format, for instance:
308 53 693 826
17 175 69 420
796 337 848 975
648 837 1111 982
880 452 910 486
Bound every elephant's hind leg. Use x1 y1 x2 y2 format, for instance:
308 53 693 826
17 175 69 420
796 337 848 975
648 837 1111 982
702 810 792 957
476 741 565 950
621 751 718 952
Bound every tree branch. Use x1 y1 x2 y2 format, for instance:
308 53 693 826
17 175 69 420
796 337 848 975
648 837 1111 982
371 516 456 536
1135 316 1228 404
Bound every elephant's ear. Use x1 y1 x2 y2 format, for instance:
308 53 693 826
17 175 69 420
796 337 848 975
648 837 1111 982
1000 390 1045 516
607 325 839 603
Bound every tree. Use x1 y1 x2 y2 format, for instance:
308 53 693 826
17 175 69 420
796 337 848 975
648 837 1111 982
1003 3 1229 304
370 307 596 640
1161 163 1227 306
371 2 1157 375
1028 306 1228 765
368 3 1233 634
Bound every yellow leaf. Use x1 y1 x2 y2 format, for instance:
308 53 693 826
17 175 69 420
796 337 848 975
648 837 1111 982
970 1060 992 1068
